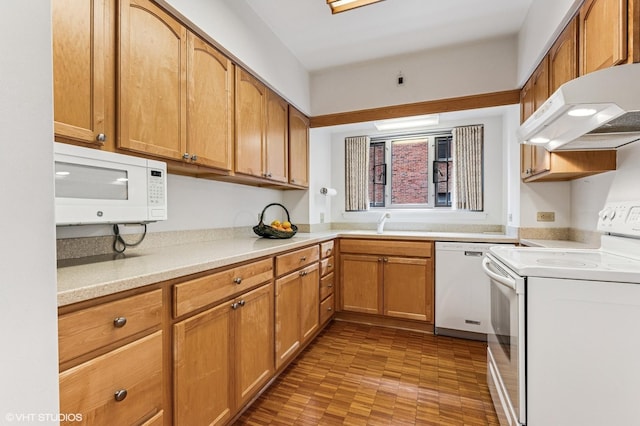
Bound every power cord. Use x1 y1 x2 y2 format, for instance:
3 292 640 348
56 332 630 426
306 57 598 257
113 223 147 253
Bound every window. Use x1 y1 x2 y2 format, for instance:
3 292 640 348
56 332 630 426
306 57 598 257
366 131 477 209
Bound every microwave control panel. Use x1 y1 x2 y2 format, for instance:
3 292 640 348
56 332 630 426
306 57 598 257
148 169 165 206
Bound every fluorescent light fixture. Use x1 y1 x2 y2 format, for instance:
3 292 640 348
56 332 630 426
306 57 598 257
327 0 385 14
374 114 440 131
568 108 597 117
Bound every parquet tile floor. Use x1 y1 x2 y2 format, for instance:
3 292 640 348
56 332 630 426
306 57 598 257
236 320 499 425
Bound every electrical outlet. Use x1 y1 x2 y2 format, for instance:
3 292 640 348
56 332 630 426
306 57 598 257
536 211 555 222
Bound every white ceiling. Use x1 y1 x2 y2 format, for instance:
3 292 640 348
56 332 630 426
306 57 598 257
243 0 535 73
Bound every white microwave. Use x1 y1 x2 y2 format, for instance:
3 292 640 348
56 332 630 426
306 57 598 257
54 142 167 225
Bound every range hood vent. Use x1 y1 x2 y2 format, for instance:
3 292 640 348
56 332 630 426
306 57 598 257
518 63 640 151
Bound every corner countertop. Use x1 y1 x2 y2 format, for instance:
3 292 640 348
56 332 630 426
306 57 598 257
57 230 518 307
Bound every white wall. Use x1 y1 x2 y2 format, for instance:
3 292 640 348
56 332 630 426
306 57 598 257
570 172 615 232
310 36 519 116
504 106 522 229
517 0 582 84
0 1 60 422
328 113 507 227
163 0 311 114
519 181 571 228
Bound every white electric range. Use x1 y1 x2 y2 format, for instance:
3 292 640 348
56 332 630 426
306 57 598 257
482 200 640 426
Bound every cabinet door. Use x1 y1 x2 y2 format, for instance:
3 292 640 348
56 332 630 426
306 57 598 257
174 303 233 426
274 272 301 369
235 68 266 177
549 17 579 93
520 77 534 124
186 32 234 171
300 263 320 344
288 106 310 187
52 0 111 146
383 257 432 322
235 283 274 408
340 253 382 314
580 0 628 75
265 90 289 182
118 0 187 159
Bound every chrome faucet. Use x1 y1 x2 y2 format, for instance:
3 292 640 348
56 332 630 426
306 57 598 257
377 212 391 234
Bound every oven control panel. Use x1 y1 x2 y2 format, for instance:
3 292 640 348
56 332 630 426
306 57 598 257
597 201 640 236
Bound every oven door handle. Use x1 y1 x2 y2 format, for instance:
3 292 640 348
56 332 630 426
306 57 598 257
482 257 516 291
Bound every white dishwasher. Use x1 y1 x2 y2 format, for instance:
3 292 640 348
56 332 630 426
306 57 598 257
435 242 512 339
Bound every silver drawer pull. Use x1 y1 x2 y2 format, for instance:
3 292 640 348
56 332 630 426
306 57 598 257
233 277 242 285
465 319 481 325
300 256 307 261
238 299 245 307
114 389 128 402
113 317 127 328
327 264 333 268
327 307 333 311
464 251 483 257
231 302 239 310
299 270 308 276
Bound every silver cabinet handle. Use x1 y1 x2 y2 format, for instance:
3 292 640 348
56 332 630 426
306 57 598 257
327 307 333 312
231 302 239 310
378 258 382 262
190 154 198 161
327 264 333 268
114 389 128 402
183 153 190 160
96 133 106 143
299 270 308 276
233 277 242 285
238 299 245 307
113 317 127 328
327 284 333 288
300 256 307 261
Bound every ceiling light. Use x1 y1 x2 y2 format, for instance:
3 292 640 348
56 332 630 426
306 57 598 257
374 114 440 131
327 0 385 14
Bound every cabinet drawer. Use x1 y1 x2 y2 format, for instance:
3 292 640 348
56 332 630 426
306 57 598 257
320 256 335 276
141 411 163 426
174 258 273 317
275 245 319 276
320 240 334 258
320 272 335 301
59 331 163 426
320 293 335 325
59 289 162 364
340 239 432 257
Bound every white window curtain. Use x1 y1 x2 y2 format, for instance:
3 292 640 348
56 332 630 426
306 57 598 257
344 136 370 211
453 125 484 211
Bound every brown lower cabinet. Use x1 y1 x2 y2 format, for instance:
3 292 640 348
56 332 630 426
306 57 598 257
340 239 434 323
56 240 334 426
173 283 274 425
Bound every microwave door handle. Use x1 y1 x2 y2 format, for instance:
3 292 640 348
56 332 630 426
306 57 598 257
482 257 517 291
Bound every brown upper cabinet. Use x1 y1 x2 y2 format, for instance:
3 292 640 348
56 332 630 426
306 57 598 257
288 106 310 188
235 68 290 183
117 0 187 160
550 17 580 92
53 0 310 188
265 90 289 183
185 32 234 172
52 0 114 148
521 57 551 179
580 0 629 75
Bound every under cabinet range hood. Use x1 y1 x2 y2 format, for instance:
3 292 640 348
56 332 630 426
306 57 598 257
518 63 640 151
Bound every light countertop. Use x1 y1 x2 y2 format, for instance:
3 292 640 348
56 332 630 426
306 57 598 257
57 230 518 307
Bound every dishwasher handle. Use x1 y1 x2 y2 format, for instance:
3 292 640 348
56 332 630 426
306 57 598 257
482 257 516 291
464 251 484 257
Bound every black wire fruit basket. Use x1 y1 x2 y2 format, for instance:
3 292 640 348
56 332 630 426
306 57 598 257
253 203 298 239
